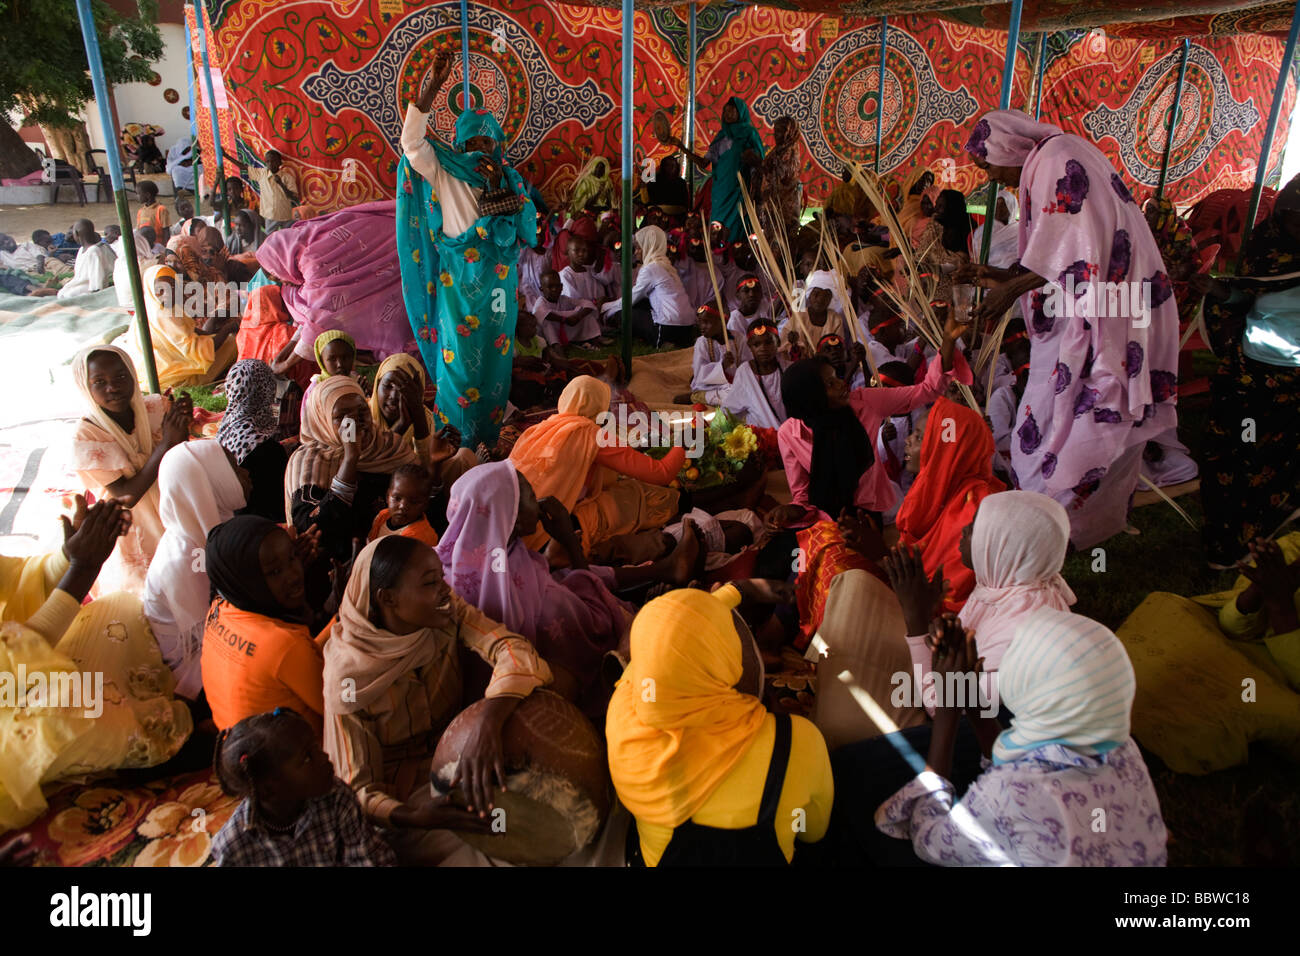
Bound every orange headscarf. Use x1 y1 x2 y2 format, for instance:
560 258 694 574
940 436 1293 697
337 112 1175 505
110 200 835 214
509 375 610 513
896 397 1005 612
605 584 767 828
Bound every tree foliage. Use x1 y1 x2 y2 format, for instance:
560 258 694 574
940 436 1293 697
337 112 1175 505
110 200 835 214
0 0 163 129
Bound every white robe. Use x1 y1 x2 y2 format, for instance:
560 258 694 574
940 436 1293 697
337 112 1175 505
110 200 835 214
57 243 115 300
691 335 734 404
723 360 787 429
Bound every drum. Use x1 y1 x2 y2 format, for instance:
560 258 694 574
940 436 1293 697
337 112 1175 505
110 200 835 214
651 109 673 145
430 689 612 865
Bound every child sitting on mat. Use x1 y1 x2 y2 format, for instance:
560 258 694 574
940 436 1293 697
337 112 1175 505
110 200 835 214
212 708 395 867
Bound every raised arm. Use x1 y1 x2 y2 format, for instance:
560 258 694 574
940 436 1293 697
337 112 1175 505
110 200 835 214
401 50 455 179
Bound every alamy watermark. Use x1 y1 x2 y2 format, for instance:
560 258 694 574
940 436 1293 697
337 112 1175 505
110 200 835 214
1041 274 1155 328
595 406 706 459
154 277 249 319
0 666 102 718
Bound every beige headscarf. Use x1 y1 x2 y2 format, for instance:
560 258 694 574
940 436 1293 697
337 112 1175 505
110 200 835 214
322 537 449 716
283 375 416 515
634 225 672 269
71 343 156 472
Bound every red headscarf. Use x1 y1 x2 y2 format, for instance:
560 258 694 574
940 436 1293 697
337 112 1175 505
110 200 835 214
896 397 1005 612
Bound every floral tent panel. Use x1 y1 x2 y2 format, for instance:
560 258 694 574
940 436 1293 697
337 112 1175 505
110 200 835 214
197 1 1295 216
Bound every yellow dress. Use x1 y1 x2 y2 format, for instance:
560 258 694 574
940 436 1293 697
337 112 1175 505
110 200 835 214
118 263 237 390
0 551 192 833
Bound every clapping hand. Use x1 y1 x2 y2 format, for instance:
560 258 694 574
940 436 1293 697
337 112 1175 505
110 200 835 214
881 543 946 636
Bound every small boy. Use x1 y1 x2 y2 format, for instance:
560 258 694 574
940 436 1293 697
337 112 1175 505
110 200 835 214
517 211 550 304
676 304 734 405
135 180 170 236
57 219 115 300
722 318 787 429
817 333 868 390
368 464 440 546
533 269 602 348
173 197 201 238
726 275 773 362
250 150 298 233
559 236 607 309
102 224 122 246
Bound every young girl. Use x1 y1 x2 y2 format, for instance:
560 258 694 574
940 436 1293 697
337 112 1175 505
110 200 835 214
200 516 326 735
368 464 440 547
771 313 970 531
603 225 695 348
559 237 608 311
678 304 735 405
69 345 192 596
211 708 396 866
723 319 788 429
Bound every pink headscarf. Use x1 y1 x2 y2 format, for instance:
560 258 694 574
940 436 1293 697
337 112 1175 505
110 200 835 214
436 459 630 681
965 110 1064 167
957 490 1076 673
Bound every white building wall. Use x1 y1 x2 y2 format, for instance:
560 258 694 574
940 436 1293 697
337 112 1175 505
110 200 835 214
83 22 193 159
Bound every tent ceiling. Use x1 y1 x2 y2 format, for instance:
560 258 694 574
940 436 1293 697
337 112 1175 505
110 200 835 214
563 0 1294 36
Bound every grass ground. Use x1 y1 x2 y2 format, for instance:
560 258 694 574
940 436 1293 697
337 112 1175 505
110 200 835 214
183 346 1298 864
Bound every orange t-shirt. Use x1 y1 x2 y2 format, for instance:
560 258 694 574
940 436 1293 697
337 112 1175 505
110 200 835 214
136 203 169 236
201 598 325 735
367 509 439 547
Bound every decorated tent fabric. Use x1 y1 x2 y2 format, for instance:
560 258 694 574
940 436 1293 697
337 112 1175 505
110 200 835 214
186 1 240 197
198 1 1294 216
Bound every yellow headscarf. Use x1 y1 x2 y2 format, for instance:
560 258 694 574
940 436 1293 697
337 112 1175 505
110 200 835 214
605 585 767 828
137 264 214 390
312 329 355 377
367 352 435 444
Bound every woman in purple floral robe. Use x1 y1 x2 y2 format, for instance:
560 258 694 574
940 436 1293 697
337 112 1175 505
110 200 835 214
964 110 1181 549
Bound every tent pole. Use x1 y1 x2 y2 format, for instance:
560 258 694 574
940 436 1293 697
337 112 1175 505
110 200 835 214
74 0 159 395
185 8 201 216
460 0 471 110
978 0 1024 267
1155 39 1191 203
686 3 697 198
194 0 229 236
1240 0 1300 267
1033 32 1047 120
621 0 634 374
874 17 888 173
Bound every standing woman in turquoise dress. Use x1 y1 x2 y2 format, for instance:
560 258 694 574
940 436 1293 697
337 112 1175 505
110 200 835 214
667 97 765 242
397 49 536 447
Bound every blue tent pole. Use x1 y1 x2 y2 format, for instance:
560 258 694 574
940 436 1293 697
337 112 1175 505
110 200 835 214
1240 0 1300 267
194 0 229 235
185 10 202 216
1155 39 1192 202
621 0 634 374
686 3 697 198
460 0 471 110
1033 32 1047 120
874 17 888 173
978 0 1024 267
74 0 160 395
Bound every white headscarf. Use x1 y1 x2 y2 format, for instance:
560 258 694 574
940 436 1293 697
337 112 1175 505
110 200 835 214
805 269 849 316
993 607 1135 765
959 491 1076 672
143 439 245 697
635 225 672 269
111 230 158 308
965 110 1064 167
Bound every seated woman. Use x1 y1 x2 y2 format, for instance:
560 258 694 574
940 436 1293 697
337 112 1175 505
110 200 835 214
884 490 1076 718
607 585 834 866
69 345 192 596
773 312 970 532
144 440 250 701
217 360 290 522
601 225 695 349
509 376 685 556
367 353 477 494
119 264 238 390
322 535 552 865
437 460 703 704
842 611 1168 867
1213 535 1300 689
0 498 194 832
896 397 1005 612
285 375 416 577
200 516 326 736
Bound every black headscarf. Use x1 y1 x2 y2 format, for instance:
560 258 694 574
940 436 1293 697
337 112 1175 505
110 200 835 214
781 358 873 518
206 515 301 623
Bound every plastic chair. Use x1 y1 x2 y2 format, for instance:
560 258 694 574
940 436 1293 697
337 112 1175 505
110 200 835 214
85 149 137 202
42 156 86 205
